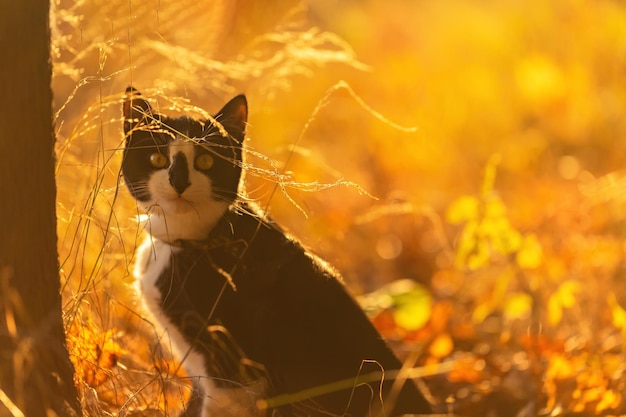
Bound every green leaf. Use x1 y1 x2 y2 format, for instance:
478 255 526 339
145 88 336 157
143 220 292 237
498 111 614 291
392 282 433 331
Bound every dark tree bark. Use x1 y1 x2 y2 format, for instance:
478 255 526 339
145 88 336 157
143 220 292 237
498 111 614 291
0 1 82 416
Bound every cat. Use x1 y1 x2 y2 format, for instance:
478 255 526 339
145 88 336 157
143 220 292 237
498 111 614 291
121 86 432 417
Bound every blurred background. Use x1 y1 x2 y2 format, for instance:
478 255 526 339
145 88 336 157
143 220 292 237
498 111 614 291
52 0 626 415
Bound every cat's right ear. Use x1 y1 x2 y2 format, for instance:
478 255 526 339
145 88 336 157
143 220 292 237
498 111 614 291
215 94 248 138
123 86 153 135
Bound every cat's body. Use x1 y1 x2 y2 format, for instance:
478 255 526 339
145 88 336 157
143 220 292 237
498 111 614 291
122 87 432 417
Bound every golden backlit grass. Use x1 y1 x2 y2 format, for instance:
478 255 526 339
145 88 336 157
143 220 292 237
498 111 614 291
52 0 626 415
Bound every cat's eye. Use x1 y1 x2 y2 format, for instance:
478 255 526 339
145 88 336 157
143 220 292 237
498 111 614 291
195 154 214 170
149 152 168 168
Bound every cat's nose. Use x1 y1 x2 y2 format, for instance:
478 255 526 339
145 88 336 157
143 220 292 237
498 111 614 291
169 152 191 195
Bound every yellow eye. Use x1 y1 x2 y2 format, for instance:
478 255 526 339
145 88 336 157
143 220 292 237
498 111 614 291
195 154 214 170
149 152 168 168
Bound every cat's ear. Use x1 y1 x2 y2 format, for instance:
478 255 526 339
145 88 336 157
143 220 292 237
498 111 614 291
123 86 154 134
214 95 248 138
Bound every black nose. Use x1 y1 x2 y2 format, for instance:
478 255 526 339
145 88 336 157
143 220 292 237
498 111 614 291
169 152 190 195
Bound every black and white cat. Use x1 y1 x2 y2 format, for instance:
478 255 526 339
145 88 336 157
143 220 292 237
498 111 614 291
121 87 432 417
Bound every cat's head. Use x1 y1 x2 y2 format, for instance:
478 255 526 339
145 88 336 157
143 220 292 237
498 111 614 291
121 87 247 241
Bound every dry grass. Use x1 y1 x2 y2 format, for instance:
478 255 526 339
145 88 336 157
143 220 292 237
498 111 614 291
52 0 626 415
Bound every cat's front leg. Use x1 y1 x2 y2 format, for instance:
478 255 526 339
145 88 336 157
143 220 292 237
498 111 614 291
179 379 203 417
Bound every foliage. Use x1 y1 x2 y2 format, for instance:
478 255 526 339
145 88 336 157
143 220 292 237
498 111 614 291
50 0 626 416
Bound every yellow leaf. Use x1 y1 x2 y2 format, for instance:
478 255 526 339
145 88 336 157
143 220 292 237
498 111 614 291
483 196 507 219
557 281 582 309
546 355 576 380
487 219 522 255
596 389 621 414
548 293 563 326
516 234 543 269
548 282 582 325
515 54 566 108
504 293 532 320
480 153 502 196
472 300 494 324
446 195 479 224
466 240 491 271
453 220 487 270
607 293 626 331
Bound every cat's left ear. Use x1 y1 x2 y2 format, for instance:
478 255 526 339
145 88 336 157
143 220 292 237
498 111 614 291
123 86 154 134
215 94 248 138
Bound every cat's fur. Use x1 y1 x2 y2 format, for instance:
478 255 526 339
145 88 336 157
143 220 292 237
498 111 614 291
121 87 432 417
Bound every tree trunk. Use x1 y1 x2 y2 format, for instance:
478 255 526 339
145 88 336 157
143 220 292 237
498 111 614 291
0 1 82 416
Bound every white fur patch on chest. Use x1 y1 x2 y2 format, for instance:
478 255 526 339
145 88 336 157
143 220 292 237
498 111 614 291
135 235 259 417
134 236 215 415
